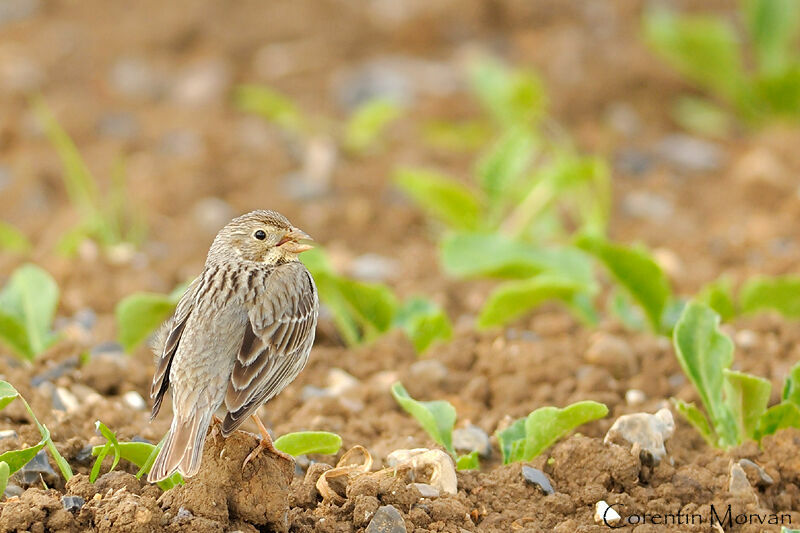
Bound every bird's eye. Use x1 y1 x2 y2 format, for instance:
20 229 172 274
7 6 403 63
254 230 267 241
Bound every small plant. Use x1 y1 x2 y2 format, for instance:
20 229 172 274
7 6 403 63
115 282 189 352
643 0 800 132
495 401 609 464
0 222 32 254
696 274 800 322
0 381 73 490
33 98 145 255
391 382 481 470
0 264 60 361
91 421 341 490
302 248 451 352
235 85 402 156
672 302 800 448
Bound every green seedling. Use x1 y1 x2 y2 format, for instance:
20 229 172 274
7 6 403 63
495 401 609 464
33 99 146 254
0 222 32 254
0 264 60 361
235 85 402 156
91 422 341 491
115 282 189 352
302 248 451 351
643 0 800 129
740 275 800 318
0 381 73 483
576 235 674 334
391 382 481 470
696 276 736 322
672 302 800 448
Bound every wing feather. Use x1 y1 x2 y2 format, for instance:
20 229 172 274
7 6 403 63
221 263 317 435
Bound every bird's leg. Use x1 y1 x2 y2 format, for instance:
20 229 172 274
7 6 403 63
242 414 292 471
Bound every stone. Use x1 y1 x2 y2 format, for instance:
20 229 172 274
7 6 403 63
96 112 140 141
159 129 204 158
61 495 85 512
30 358 79 386
621 191 673 221
410 482 439 498
585 332 636 378
0 430 17 440
122 391 146 410
615 148 652 176
16 449 57 484
655 134 724 172
366 504 407 533
604 408 675 465
109 57 164 100
595 500 620 526
89 341 125 359
738 458 773 487
521 466 554 495
53 387 80 412
282 137 337 200
407 359 448 386
386 449 457 496
624 389 646 406
335 60 413 110
452 425 491 457
172 60 230 106
3 484 23 498
729 462 755 499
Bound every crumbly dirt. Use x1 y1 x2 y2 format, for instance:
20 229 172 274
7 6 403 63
2 0 800 532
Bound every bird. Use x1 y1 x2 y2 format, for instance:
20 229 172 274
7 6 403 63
147 210 318 483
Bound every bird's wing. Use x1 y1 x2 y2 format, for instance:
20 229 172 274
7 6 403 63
222 262 317 435
149 276 202 419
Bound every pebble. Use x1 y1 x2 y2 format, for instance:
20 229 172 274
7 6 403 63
621 191 674 221
0 0 39 27
327 368 360 395
521 466 555 495
61 495 85 512
17 449 57 484
729 462 754 498
109 57 164 100
53 387 80 412
366 504 407 533
3 484 23 498
192 197 236 235
605 102 642 137
387 449 457 496
615 148 653 176
585 332 636 378
410 482 439 498
75 444 95 465
282 137 337 200
349 253 399 282
595 500 620 526
122 391 146 411
335 59 413 110
159 129 204 158
0 430 18 440
625 389 646 406
90 341 125 359
604 408 675 465
738 458 774 487
655 134 724 172
735 330 758 349
30 358 79 387
96 112 140 141
171 60 230 106
73 308 97 331
407 359 448 386
452 425 491 457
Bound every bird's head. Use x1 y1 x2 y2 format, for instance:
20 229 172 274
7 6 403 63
208 210 314 265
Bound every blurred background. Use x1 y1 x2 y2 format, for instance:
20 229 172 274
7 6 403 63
1 0 799 330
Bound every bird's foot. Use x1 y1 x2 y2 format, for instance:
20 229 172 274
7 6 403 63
241 436 292 471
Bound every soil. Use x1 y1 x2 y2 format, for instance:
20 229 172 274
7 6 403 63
2 0 800 532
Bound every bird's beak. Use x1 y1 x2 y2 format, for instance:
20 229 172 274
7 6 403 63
277 227 314 253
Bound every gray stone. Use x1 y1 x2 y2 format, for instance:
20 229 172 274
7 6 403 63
96 112 140 141
109 57 164 100
410 482 439 498
159 129 204 158
0 430 17 440
622 191 674 221
73 308 97 331
521 466 555 495
122 391 146 410
30 358 79 386
171 60 230 106
61 495 85 512
52 387 80 412
16 449 57 484
604 408 675 466
75 444 95 465
739 458 774 487
0 0 39 27
366 504 407 533
452 425 491 457
282 137 337 200
408 359 448 385
655 134 724 172
3 484 23 499
90 341 125 359
335 60 412 110
729 462 754 498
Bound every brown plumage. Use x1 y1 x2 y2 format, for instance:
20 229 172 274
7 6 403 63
147 210 318 482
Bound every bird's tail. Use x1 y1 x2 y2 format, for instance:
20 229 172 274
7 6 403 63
147 411 212 483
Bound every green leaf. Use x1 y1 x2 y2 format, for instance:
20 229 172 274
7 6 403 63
696 276 736 322
91 421 121 481
0 381 19 411
115 292 178 352
272 431 342 457
422 120 490 152
440 233 595 285
754 402 800 441
522 401 608 461
740 275 800 318
477 275 585 329
455 451 480 471
391 382 456 454
609 289 647 331
0 425 49 474
642 8 747 105
496 417 527 464
673 302 738 447
576 235 671 333
0 264 59 357
476 127 536 207
0 222 31 254
0 461 9 497
743 0 800 75
394 168 483 231
672 96 733 138
671 398 716 447
782 362 800 405
234 84 305 134
467 56 546 127
343 99 402 153
394 298 452 353
0 312 33 361
723 369 771 442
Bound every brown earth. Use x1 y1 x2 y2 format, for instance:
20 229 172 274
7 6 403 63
2 0 800 532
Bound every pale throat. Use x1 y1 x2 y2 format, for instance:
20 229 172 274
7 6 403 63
263 246 298 264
